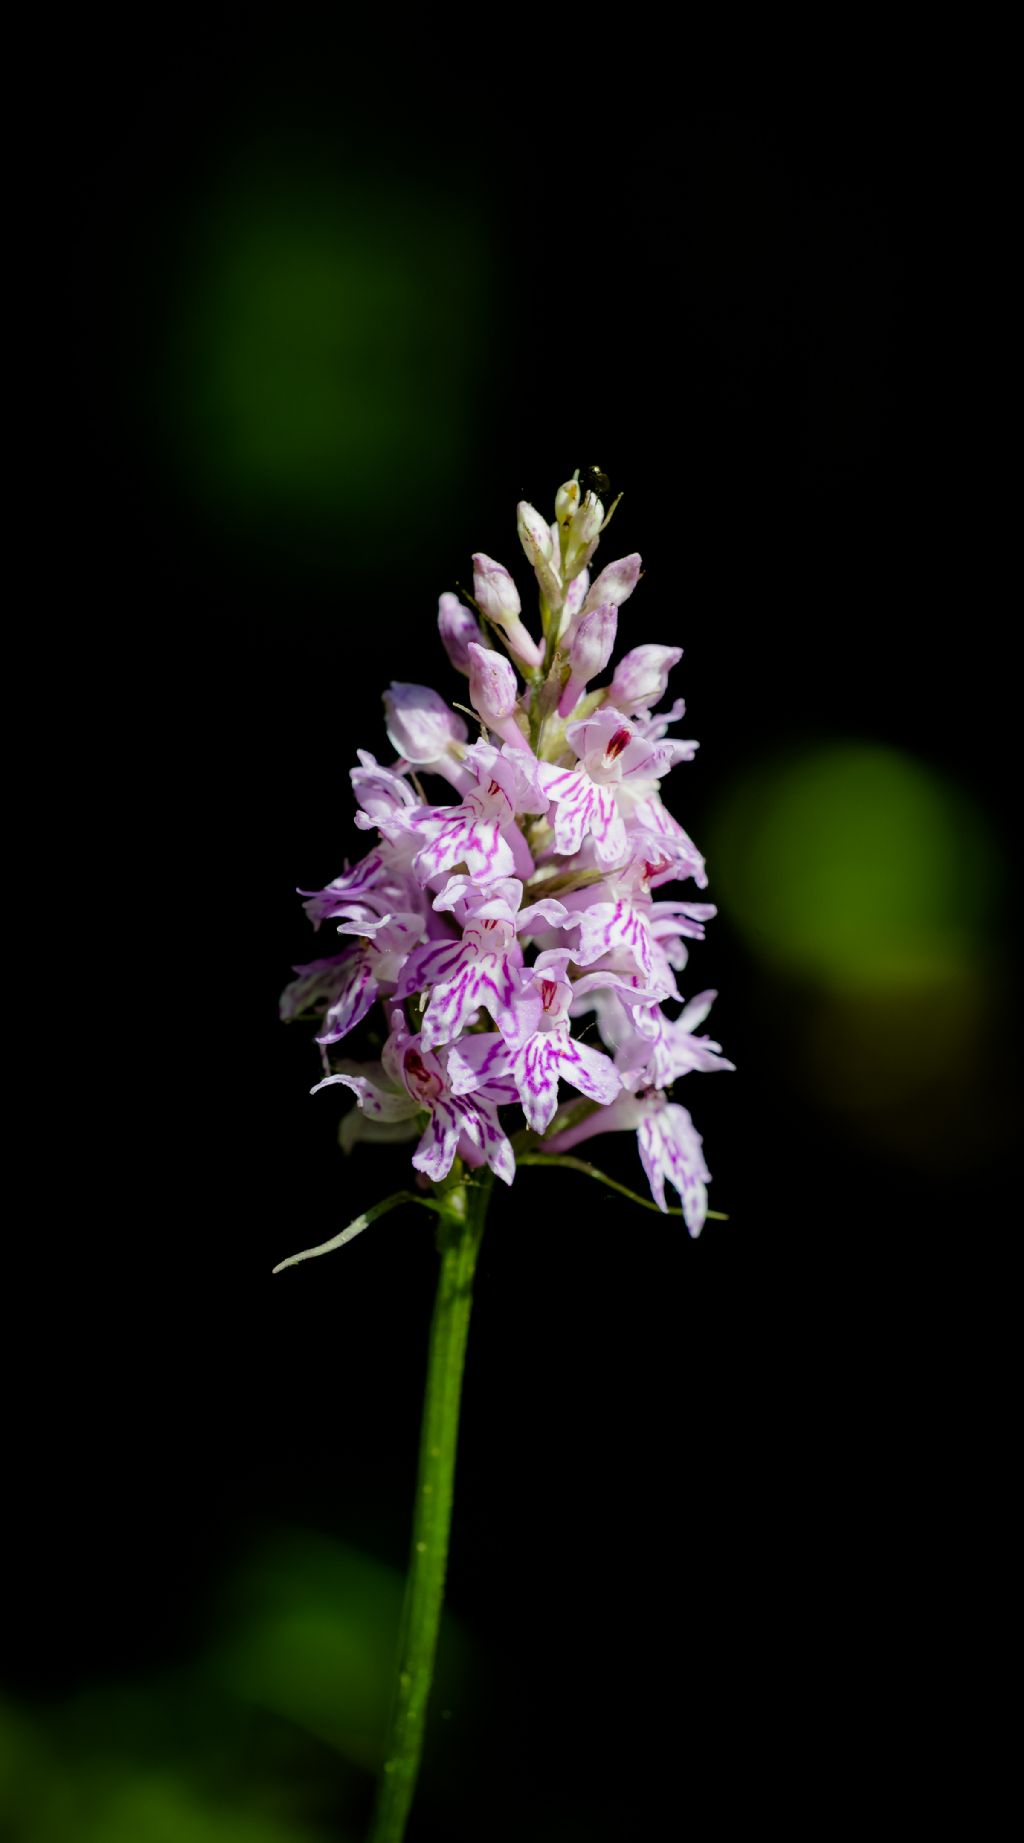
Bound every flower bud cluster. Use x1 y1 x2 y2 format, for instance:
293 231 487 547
283 472 732 1233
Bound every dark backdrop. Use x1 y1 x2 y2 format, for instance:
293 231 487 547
8 36 1014 1843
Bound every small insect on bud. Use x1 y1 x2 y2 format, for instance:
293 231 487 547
437 592 480 675
579 464 611 503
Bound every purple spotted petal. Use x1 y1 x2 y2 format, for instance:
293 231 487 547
394 935 467 1001
571 897 653 982
654 992 736 1083
413 1099 463 1182
299 849 392 928
516 896 575 934
315 951 378 1045
626 796 708 889
537 764 593 856
446 1032 514 1096
419 948 520 1049
350 752 417 832
637 1102 710 1233
312 1070 419 1123
414 811 516 883
280 953 358 1023
452 1092 515 1185
553 1034 621 1108
650 900 716 942
589 787 628 867
511 1034 565 1132
472 1098 516 1185
433 874 523 918
511 1028 620 1134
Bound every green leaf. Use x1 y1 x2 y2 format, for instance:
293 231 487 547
272 1191 432 1274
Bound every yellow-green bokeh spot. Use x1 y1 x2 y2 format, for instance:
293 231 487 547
708 742 998 990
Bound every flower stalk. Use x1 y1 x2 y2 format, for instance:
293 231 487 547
367 1167 493 1843
278 466 736 1841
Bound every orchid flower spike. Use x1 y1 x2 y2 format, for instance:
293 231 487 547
280 465 731 1248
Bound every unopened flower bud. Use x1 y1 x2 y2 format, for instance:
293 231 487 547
437 592 479 674
472 549 544 669
557 604 618 716
384 682 468 763
472 553 522 624
556 478 581 525
557 567 590 643
608 644 683 713
564 496 604 581
467 642 517 725
517 500 563 614
516 502 553 564
583 553 642 613
576 496 604 543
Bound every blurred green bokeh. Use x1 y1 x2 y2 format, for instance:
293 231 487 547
708 742 998 991
160 163 489 559
209 1527 464 1767
1 1690 335 1843
707 741 1004 1155
1 1528 470 1843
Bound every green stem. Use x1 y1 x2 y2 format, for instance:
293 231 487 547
367 1169 493 1843
517 1151 728 1221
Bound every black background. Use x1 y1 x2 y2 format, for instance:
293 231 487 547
10 33 1015 1840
